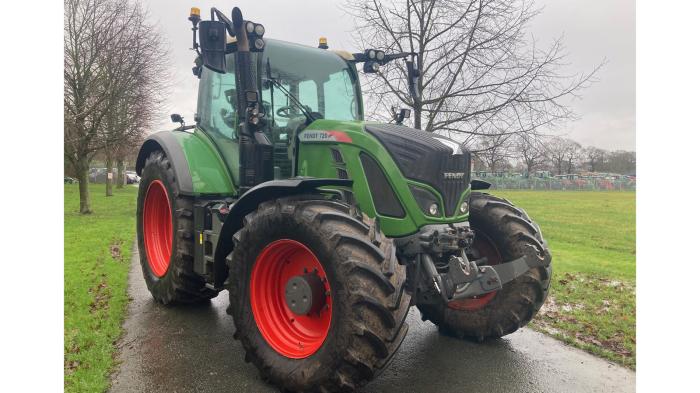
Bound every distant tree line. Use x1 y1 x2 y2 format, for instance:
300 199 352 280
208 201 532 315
470 134 635 177
64 0 169 213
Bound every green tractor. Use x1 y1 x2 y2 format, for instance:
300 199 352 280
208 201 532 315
135 6 551 392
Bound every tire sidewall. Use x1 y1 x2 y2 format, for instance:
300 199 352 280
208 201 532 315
467 203 524 314
136 156 180 297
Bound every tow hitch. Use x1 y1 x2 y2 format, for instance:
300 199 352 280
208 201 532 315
398 223 549 305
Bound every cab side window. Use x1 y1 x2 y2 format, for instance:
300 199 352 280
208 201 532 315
197 62 238 140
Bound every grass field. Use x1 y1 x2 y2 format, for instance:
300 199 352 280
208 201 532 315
492 190 636 368
64 184 137 392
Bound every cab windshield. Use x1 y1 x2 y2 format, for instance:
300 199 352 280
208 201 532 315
261 39 363 124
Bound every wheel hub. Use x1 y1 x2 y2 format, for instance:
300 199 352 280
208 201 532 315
285 273 326 316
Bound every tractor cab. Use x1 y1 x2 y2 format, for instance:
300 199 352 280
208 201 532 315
195 39 363 181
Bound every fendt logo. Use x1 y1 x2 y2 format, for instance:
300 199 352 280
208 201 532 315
443 172 465 180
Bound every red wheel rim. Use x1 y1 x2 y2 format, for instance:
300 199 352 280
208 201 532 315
448 232 500 311
143 180 172 277
250 239 332 359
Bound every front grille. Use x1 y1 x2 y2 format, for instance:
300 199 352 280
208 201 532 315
365 124 470 216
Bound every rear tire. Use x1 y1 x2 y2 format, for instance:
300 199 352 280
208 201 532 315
227 196 410 392
136 150 219 305
418 192 552 340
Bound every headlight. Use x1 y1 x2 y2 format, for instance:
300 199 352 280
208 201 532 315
368 49 376 59
410 185 441 217
254 38 265 50
245 21 255 34
376 50 385 61
254 24 265 36
429 203 439 216
460 201 469 214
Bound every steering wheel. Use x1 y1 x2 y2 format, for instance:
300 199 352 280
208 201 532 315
276 105 295 118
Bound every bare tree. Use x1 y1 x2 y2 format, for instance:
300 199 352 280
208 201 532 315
600 150 635 174
583 146 606 172
97 4 169 196
514 134 548 178
549 136 581 175
65 0 168 209
345 0 600 147
65 0 125 212
564 139 582 174
473 133 513 173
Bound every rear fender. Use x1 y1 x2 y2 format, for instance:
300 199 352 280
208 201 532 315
136 132 195 195
135 130 236 196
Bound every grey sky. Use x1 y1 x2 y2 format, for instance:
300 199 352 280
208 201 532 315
145 0 635 151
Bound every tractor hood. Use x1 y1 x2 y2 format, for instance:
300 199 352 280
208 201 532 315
363 124 471 216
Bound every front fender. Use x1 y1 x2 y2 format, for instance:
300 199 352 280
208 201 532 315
470 179 491 190
212 178 353 287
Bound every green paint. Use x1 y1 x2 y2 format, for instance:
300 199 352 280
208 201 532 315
168 116 471 237
172 129 236 196
299 119 470 237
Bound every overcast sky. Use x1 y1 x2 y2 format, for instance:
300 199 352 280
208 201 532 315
144 0 635 151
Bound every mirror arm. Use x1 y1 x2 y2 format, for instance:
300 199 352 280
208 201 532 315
405 54 420 106
211 7 235 36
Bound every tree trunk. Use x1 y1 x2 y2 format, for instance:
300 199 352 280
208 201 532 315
105 154 113 197
413 106 422 130
116 158 125 189
75 157 92 214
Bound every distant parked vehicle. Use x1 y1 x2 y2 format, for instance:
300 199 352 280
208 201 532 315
89 168 106 183
126 171 140 184
64 176 77 184
90 167 123 184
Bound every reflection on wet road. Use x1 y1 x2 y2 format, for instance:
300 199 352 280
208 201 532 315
111 246 634 393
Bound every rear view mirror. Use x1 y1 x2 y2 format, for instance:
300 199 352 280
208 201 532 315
198 21 227 73
170 113 184 126
392 107 411 125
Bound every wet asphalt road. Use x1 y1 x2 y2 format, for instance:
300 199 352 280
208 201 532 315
111 245 635 393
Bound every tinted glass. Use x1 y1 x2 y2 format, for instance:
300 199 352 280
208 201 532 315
262 39 362 121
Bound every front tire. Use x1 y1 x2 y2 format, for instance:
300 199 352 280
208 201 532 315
228 196 410 392
418 192 552 340
136 150 219 304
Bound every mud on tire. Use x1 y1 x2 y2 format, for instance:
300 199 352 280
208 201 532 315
136 150 219 304
418 192 552 340
227 196 411 393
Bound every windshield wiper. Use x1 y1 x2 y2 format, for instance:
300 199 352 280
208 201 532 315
268 78 315 123
265 58 316 123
